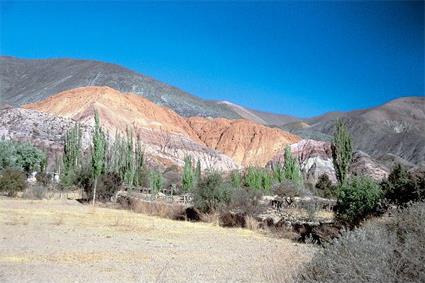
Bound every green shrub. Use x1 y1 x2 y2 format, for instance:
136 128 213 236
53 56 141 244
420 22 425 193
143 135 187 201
182 156 194 192
296 202 425 283
149 170 164 193
315 174 337 198
0 168 27 197
229 170 242 188
244 167 272 191
336 176 382 225
0 140 46 173
36 172 51 186
381 164 423 205
193 171 231 213
282 146 303 185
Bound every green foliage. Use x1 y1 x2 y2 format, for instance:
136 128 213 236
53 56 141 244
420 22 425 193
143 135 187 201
0 168 27 196
194 159 201 185
61 123 82 187
149 170 164 193
0 140 46 173
336 176 382 224
282 146 303 185
244 167 272 191
381 164 423 205
230 170 242 188
332 119 353 184
193 171 231 213
182 156 194 192
272 162 285 183
91 112 107 203
315 174 337 198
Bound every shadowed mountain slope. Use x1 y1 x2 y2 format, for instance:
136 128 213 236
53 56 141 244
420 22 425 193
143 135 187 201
0 56 239 119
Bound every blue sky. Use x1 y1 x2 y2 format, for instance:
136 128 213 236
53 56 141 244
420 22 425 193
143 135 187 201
0 1 423 117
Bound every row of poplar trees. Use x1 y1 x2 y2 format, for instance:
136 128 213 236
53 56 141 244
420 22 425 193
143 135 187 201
61 112 145 204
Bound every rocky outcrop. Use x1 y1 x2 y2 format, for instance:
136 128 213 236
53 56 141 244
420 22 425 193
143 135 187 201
350 151 389 180
187 117 300 166
0 107 92 170
269 139 390 184
24 86 299 168
1 106 238 171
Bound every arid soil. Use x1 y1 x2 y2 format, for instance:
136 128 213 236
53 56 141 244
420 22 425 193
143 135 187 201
0 199 314 283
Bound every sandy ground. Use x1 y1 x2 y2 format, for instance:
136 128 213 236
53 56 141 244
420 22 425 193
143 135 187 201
0 198 315 283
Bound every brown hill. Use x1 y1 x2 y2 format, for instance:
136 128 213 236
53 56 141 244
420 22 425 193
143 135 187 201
187 117 300 166
24 86 300 167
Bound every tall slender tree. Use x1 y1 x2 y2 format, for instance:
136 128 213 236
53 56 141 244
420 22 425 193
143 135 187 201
283 146 303 185
182 156 194 192
61 123 81 187
332 119 353 184
91 112 106 205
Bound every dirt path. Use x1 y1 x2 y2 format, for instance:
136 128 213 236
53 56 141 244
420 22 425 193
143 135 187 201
0 199 314 282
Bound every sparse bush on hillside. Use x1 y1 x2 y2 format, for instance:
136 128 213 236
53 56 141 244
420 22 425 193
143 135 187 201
0 168 27 197
230 170 242 188
0 140 46 174
381 164 424 205
336 176 382 225
193 171 231 213
296 202 425 283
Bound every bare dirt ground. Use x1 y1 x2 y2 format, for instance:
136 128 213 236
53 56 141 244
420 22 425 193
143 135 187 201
0 198 315 283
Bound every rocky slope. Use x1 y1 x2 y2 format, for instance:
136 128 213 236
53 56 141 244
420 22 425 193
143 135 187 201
282 97 425 165
187 117 300 167
0 56 239 119
268 139 389 184
216 101 300 126
24 86 300 168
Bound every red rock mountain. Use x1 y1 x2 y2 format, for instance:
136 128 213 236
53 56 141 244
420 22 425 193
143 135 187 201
24 86 300 167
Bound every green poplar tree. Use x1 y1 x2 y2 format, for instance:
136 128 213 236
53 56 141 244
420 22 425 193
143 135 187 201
182 156 194 192
61 123 82 187
91 112 106 205
283 146 303 185
332 119 353 185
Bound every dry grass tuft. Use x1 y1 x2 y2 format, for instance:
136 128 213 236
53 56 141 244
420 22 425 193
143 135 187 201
199 212 220 225
129 199 185 220
245 216 260 231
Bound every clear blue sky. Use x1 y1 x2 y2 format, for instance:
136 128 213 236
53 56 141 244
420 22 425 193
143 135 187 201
0 1 423 117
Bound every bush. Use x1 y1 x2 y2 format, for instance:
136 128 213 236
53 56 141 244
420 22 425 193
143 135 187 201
296 202 425 283
244 167 272 191
336 176 382 225
36 172 51 186
149 170 164 193
192 172 231 213
84 172 122 202
315 174 336 198
381 164 423 205
0 168 27 196
228 187 265 216
271 180 310 197
0 140 46 173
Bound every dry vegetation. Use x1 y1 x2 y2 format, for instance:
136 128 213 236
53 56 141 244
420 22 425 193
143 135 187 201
0 198 315 282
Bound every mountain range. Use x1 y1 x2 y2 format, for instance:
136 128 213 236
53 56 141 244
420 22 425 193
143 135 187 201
1 56 424 177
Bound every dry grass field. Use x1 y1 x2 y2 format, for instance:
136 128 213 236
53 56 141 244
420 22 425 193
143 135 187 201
0 198 315 282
